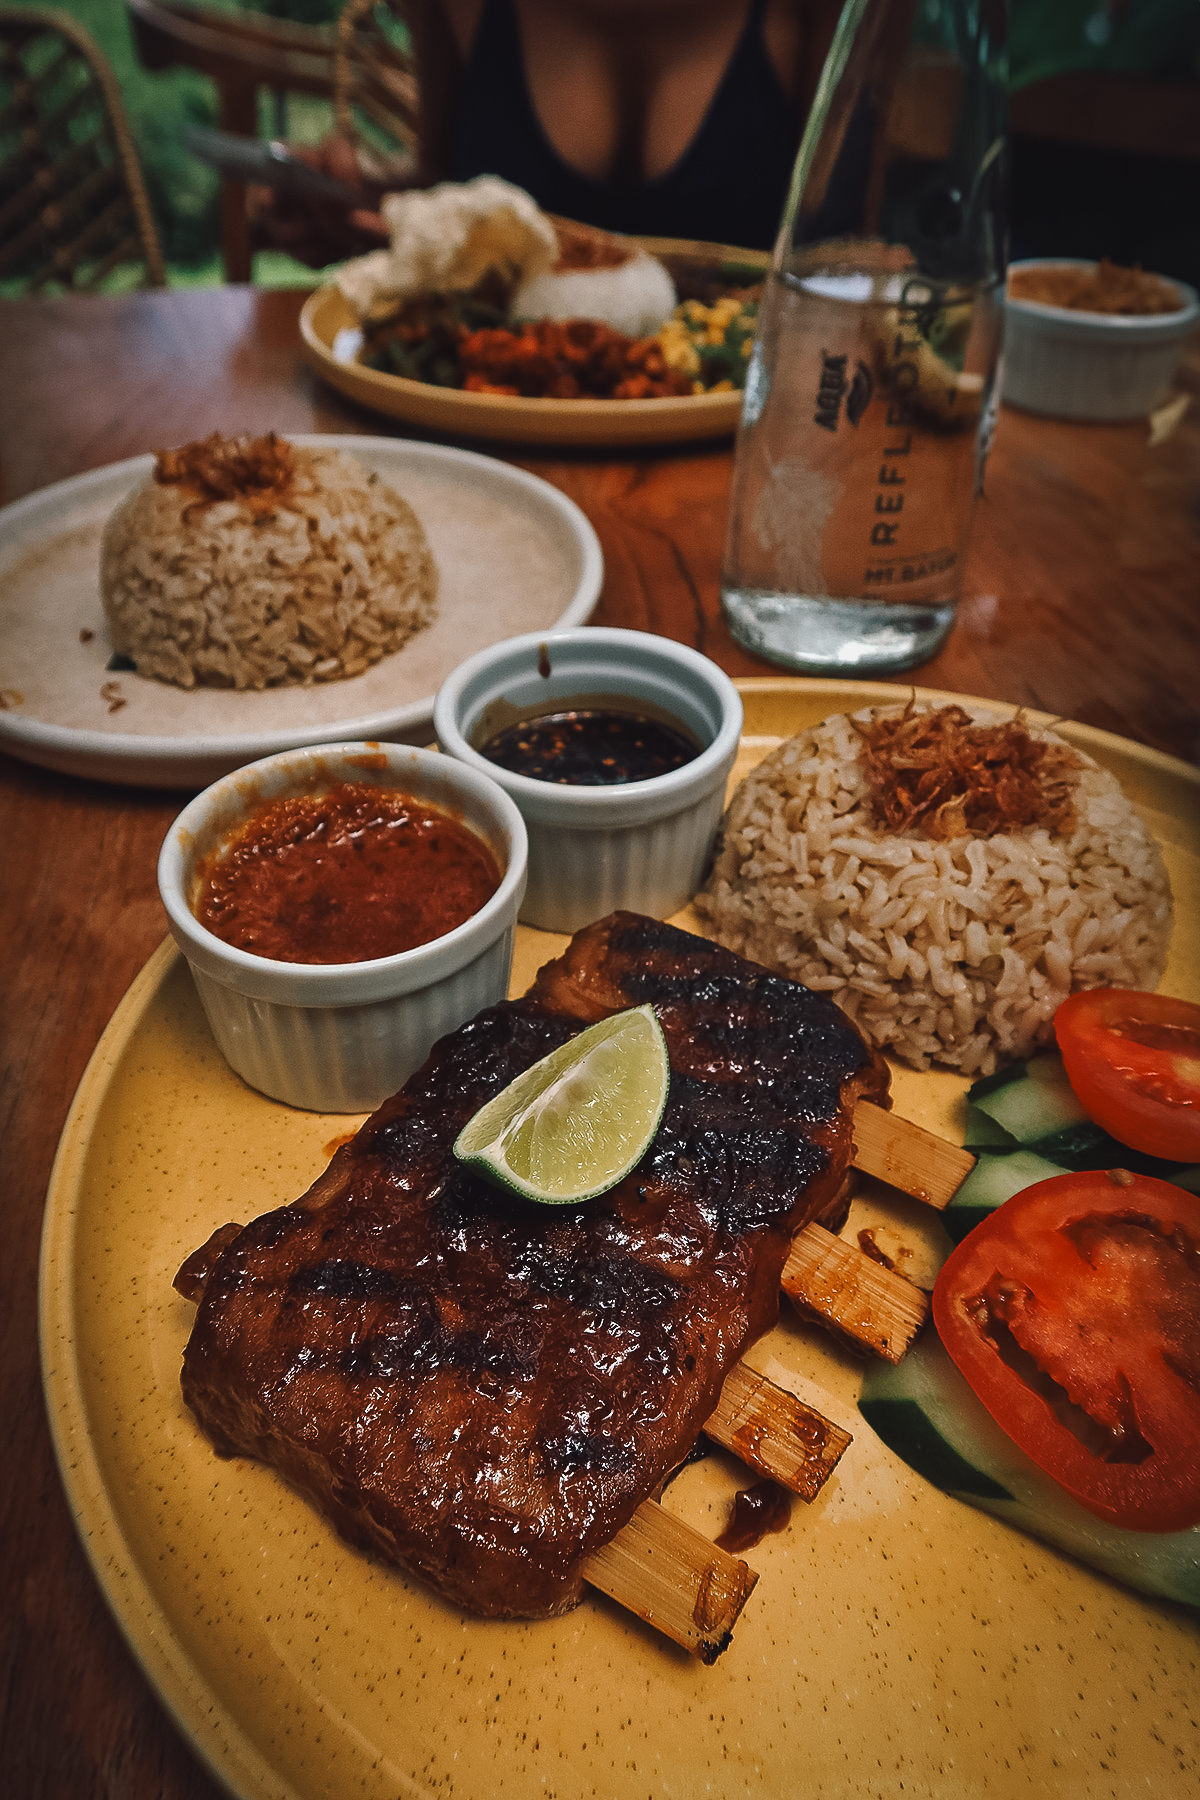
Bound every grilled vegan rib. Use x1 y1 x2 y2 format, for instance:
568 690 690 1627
175 913 889 1619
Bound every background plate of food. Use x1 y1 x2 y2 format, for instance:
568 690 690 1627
299 198 767 448
38 680 1200 1800
0 433 601 789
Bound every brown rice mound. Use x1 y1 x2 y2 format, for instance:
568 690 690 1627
695 705 1173 1075
99 439 437 690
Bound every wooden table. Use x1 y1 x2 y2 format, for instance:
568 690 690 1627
2 287 1197 1800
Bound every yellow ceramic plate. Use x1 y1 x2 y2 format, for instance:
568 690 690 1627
299 238 766 447
40 681 1199 1800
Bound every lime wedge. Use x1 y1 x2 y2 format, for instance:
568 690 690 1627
453 1004 670 1205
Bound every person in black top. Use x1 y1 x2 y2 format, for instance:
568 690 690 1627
257 0 841 264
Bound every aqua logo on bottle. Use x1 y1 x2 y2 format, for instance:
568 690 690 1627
813 353 873 431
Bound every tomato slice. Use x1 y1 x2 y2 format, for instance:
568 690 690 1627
1055 989 1200 1163
932 1170 1200 1533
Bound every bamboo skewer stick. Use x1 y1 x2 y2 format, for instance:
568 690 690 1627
782 1221 930 1363
582 1500 758 1664
586 1107 973 1655
703 1362 852 1501
852 1100 976 1209
581 1362 852 1658
774 1104 975 1359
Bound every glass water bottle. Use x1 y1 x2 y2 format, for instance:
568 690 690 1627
721 0 1009 674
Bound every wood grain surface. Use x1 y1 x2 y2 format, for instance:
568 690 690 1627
1 286 1197 1800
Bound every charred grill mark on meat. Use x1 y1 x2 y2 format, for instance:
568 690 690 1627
176 913 889 1619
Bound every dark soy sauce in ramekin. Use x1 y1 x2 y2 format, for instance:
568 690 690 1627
480 708 701 786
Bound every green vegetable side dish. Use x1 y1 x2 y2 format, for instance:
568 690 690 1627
359 291 760 395
944 1051 1200 1242
656 295 760 391
360 292 508 385
453 1004 669 1205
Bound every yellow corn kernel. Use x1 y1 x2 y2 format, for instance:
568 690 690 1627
657 330 700 374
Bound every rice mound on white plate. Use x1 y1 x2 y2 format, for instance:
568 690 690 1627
100 436 437 691
694 704 1173 1075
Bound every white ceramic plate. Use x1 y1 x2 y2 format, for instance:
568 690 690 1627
0 436 602 788
39 681 1200 1800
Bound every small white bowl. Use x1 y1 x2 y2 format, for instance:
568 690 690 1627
1002 259 1200 420
433 628 743 933
158 742 527 1112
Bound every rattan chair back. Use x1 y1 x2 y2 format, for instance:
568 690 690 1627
334 0 419 158
125 0 417 282
0 5 166 292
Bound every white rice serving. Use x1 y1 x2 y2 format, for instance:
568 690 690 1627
695 704 1173 1074
509 253 678 337
100 437 437 690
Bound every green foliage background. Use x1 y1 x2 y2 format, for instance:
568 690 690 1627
15 0 1200 286
24 0 346 283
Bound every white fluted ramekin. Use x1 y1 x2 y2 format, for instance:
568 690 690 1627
157 741 527 1112
1002 260 1200 420
433 628 743 933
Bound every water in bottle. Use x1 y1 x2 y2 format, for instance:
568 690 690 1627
721 0 1009 674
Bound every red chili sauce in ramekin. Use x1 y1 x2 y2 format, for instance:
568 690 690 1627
194 782 502 964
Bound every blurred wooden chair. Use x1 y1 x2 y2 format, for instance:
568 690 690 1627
125 0 418 281
0 5 166 293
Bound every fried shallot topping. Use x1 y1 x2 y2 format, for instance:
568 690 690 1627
855 703 1081 840
153 432 297 516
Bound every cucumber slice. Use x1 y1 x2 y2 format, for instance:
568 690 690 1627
962 1102 1016 1149
963 1061 1027 1102
857 1395 1012 1501
943 1144 1200 1242
859 1330 1200 1609
961 1052 1200 1200
1025 1119 1199 1181
966 1052 1089 1143
943 1149 1068 1243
